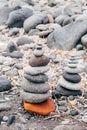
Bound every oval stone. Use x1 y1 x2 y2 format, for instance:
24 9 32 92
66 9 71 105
21 78 50 93
64 66 84 73
34 49 44 57
29 55 49 67
20 90 51 103
56 86 82 96
24 73 48 83
24 66 49 75
63 72 81 83
69 50 85 57
0 76 11 92
58 77 82 90
67 63 77 68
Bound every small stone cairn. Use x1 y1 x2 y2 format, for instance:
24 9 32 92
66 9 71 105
56 50 85 96
20 44 56 115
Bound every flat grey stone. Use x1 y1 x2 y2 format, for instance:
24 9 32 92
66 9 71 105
69 50 85 57
24 13 48 33
56 86 82 96
24 73 48 83
8 27 19 36
67 63 77 68
24 66 49 75
63 72 81 83
7 7 33 28
34 49 44 57
47 20 87 50
58 77 82 90
17 36 33 46
2 51 23 58
20 90 51 103
64 66 84 73
67 60 78 64
21 78 50 93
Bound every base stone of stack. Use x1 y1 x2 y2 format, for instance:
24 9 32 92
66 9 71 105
56 86 82 96
24 98 56 115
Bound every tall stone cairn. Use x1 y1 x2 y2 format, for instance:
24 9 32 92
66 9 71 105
20 44 56 115
56 50 85 96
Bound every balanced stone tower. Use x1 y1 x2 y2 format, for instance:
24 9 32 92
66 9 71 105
56 51 85 96
20 44 56 115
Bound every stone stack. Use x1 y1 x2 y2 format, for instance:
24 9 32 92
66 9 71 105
20 44 56 115
56 51 85 96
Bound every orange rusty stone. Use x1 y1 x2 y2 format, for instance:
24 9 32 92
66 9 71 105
24 98 56 115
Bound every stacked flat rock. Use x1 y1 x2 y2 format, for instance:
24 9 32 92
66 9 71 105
20 44 56 115
56 51 85 96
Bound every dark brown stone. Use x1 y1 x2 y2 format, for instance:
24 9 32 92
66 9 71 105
29 55 49 67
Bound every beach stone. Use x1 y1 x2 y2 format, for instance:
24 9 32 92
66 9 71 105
69 50 85 57
34 49 44 57
2 51 23 58
52 90 61 99
6 42 18 52
0 76 11 92
28 29 40 36
24 13 48 33
17 37 33 46
67 60 78 64
76 44 83 50
24 98 56 115
58 77 82 90
24 73 48 83
21 78 50 93
0 6 12 25
63 17 73 26
7 7 33 28
47 20 87 50
67 63 77 68
56 86 82 96
24 66 49 75
70 109 79 116
63 72 81 83
81 34 87 48
55 15 69 26
29 55 49 67
64 66 84 73
5 69 18 77
20 90 51 103
8 27 19 36
38 30 53 38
